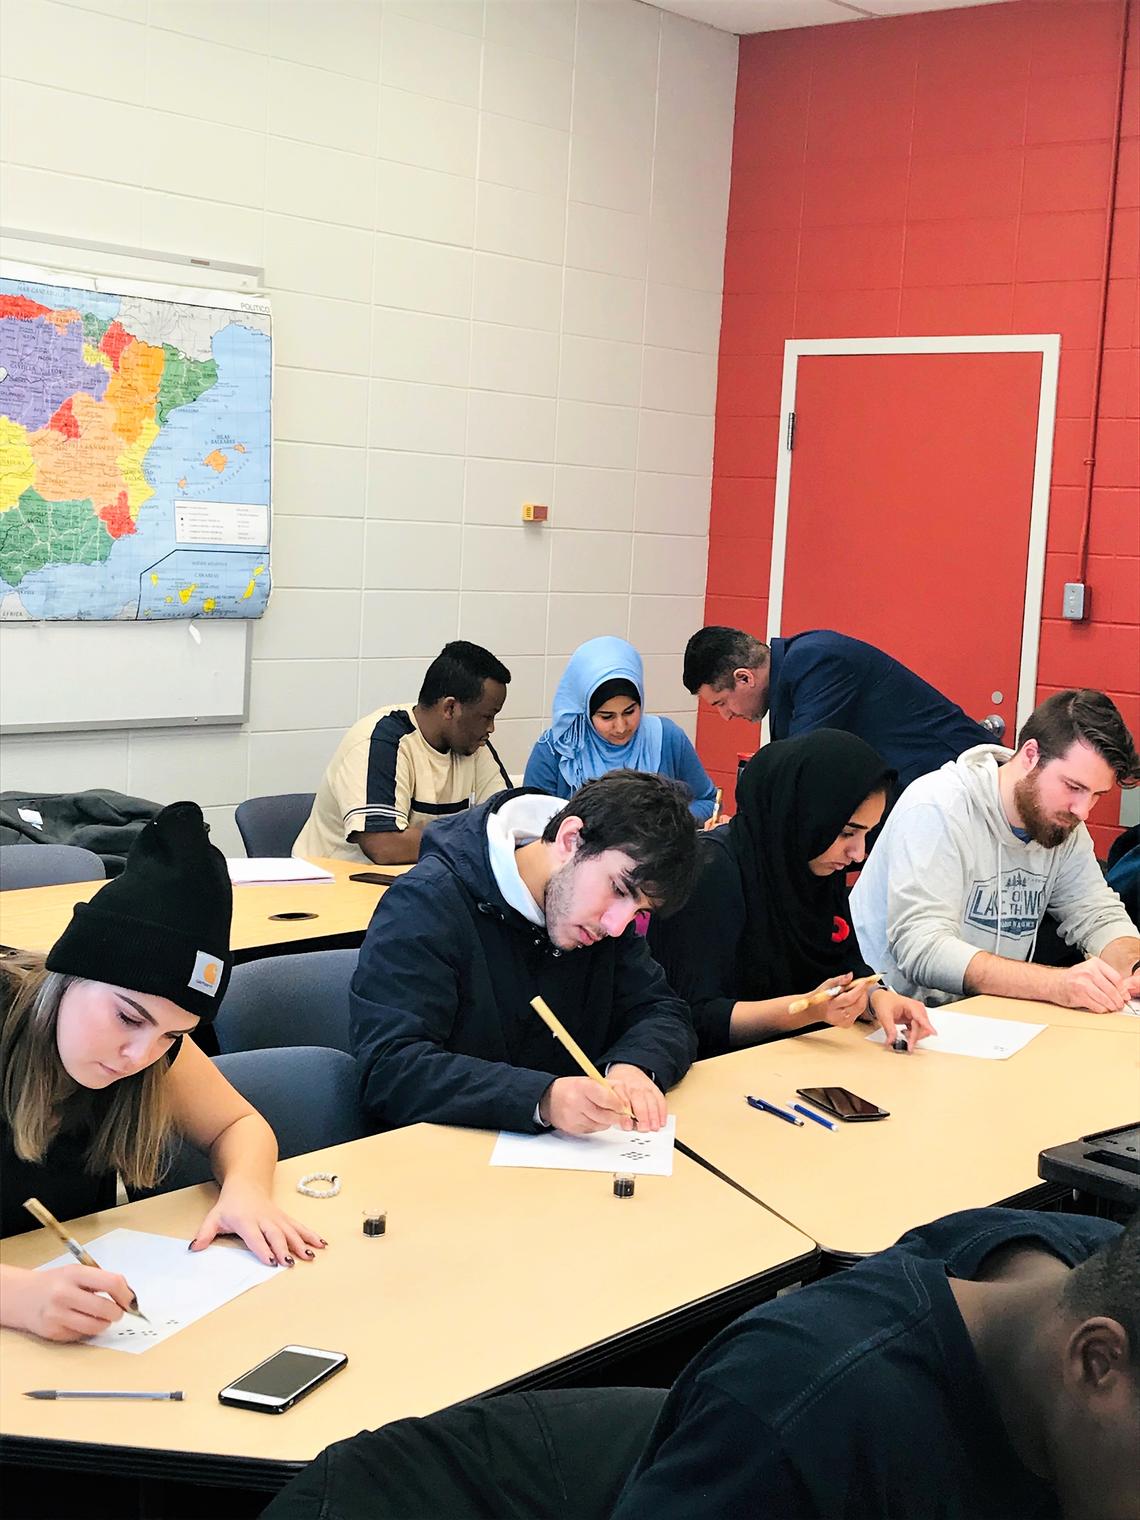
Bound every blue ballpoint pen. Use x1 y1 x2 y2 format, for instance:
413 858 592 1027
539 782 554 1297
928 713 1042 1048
792 1102 837 1132
746 1095 803 1126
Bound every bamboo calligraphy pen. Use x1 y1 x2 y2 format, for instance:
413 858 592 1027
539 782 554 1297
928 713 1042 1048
529 996 637 1124
23 1198 150 1322
787 972 883 1017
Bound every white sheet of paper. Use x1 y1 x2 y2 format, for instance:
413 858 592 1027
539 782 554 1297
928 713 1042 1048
867 1008 1045 1060
490 1116 676 1176
38 1228 279 1354
226 857 334 885
1122 1001 1140 1018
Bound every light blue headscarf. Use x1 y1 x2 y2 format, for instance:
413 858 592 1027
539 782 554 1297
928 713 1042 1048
544 637 664 793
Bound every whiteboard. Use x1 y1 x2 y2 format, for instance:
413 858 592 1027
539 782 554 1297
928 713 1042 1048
0 619 250 733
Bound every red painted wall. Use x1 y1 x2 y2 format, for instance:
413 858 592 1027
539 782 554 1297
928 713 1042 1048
701 0 1139 857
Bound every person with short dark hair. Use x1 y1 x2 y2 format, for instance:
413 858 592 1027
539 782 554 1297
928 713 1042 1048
648 730 933 1056
524 637 717 821
612 1207 1137 1520
350 771 699 1135
683 626 991 790
294 641 512 866
852 689 1140 1011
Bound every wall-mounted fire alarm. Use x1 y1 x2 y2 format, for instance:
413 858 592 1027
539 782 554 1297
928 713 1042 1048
521 502 549 522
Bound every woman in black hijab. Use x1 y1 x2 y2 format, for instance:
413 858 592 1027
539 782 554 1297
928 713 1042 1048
648 729 933 1057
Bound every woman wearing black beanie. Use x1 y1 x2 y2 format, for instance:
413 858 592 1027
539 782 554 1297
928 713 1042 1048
0 802 325 1342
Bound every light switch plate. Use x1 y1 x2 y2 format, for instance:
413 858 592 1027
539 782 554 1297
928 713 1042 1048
1062 582 1087 621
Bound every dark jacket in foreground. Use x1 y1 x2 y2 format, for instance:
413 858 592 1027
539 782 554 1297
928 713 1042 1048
349 793 697 1133
613 1207 1119 1520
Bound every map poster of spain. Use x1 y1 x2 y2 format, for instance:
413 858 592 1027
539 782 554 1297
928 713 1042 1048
0 263 271 621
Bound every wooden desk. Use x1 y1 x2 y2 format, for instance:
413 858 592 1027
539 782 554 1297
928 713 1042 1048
949 993 1140 1035
671 995 1140 1259
1 1123 815 1490
0 859 407 962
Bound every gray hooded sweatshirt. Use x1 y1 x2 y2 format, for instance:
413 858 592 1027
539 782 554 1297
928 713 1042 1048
850 743 1137 1005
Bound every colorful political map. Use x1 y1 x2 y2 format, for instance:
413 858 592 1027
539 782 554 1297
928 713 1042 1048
0 266 272 620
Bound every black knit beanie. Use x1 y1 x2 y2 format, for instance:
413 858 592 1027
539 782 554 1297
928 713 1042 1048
45 801 233 1023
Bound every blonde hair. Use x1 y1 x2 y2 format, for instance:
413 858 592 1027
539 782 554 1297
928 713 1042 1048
0 953 173 1190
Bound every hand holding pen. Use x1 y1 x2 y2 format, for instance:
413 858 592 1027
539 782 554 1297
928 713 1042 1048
788 972 882 1029
12 1198 147 1344
703 788 724 831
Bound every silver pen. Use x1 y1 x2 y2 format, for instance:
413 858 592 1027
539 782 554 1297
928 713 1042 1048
25 1390 184 1401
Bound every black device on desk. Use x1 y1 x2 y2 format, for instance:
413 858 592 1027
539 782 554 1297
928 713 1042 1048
796 1086 889 1122
219 1345 347 1413
1038 1122 1140 1210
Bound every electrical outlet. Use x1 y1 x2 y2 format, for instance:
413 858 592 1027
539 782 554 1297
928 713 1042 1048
1062 582 1088 621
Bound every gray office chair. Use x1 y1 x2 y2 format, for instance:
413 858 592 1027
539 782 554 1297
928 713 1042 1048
139 1047 364 1196
214 948 356 1055
0 843 106 890
234 793 316 857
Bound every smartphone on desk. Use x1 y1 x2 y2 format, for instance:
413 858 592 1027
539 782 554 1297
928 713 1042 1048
349 870 402 885
219 1345 347 1414
796 1086 889 1122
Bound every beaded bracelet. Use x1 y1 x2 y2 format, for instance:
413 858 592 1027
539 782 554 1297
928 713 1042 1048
296 1172 341 1199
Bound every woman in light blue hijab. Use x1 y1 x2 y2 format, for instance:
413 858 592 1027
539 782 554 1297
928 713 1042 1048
524 636 717 821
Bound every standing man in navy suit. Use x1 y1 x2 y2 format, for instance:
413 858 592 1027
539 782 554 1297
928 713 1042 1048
684 625 991 791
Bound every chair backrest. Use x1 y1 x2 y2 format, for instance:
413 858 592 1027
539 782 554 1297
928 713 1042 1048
214 948 357 1055
0 843 107 890
234 793 316 858
145 1047 364 1195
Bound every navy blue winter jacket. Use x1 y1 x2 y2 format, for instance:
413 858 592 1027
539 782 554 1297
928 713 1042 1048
349 791 698 1133
769 630 991 790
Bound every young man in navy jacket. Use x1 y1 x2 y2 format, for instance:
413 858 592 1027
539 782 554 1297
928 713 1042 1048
349 770 699 1135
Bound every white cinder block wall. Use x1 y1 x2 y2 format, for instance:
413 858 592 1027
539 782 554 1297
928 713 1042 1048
0 0 737 854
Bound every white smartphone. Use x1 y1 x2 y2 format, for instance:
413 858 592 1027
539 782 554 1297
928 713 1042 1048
218 1344 347 1414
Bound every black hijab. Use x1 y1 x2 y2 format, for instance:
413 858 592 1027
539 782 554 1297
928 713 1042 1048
725 729 894 997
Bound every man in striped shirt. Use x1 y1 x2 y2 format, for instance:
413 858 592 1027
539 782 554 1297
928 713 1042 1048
294 642 512 866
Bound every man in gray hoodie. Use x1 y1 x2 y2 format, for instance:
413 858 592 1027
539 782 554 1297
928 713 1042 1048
851 689 1140 1012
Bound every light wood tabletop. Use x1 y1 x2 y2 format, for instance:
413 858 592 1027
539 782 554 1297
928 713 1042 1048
948 993 1140 1034
670 994 1140 1259
0 858 410 961
0 1122 815 1488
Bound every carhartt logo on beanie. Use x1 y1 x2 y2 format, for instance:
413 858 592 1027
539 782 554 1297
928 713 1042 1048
45 801 233 1023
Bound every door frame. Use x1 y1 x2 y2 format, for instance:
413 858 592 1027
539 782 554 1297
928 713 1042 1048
768 334 1061 733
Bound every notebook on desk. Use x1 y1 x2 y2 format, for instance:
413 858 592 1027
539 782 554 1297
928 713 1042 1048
226 858 335 886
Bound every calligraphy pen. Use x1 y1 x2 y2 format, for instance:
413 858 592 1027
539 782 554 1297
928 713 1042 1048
788 972 883 1017
529 996 637 1125
23 1197 150 1322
